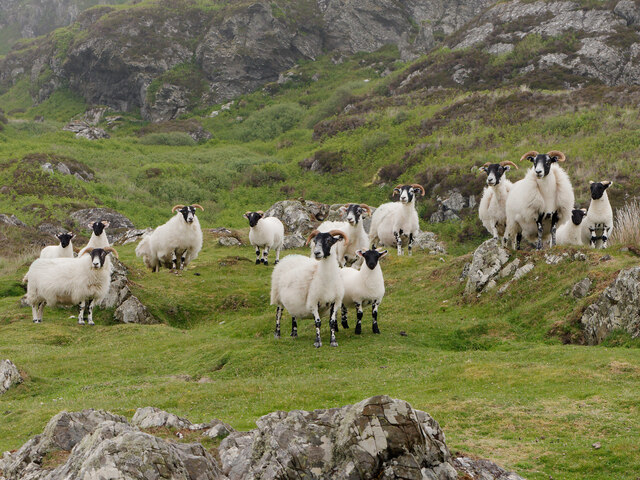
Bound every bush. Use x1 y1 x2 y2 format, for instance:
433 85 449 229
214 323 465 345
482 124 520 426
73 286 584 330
361 132 390 153
243 163 287 187
299 150 345 174
373 164 405 184
392 110 409 125
139 132 196 146
237 103 304 141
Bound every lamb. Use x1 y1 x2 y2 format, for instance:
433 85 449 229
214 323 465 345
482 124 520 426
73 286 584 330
315 204 372 266
369 184 425 255
503 151 574 250
136 204 204 272
270 229 348 348
478 161 517 239
78 221 110 256
582 181 613 248
244 211 284 266
40 232 75 259
556 208 587 245
340 249 387 335
23 247 118 325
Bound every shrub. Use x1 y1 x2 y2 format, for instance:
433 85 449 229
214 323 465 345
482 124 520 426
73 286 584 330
243 163 287 187
361 132 390 153
611 199 640 245
373 164 405 184
392 110 409 125
312 115 366 140
139 132 196 146
299 150 345 173
237 103 304 141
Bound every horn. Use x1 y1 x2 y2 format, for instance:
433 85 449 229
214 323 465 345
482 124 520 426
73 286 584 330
519 151 539 162
104 247 119 258
101 220 110 226
191 204 204 211
244 211 252 216
305 229 320 246
602 180 611 186
359 204 372 215
256 210 264 215
172 204 185 213
546 150 566 162
393 184 404 193
81 247 94 256
500 161 518 169
481 162 492 168
411 184 425 196
328 229 349 246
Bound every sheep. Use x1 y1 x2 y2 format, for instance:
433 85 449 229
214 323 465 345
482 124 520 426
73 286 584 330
478 161 517 239
40 232 75 259
315 204 372 266
503 150 574 250
582 181 613 248
243 211 284 266
369 184 425 256
340 249 387 335
556 208 587 245
270 229 348 348
136 204 204 272
78 221 110 256
23 247 118 325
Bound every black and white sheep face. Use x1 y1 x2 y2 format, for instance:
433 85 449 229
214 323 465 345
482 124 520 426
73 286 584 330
342 204 363 226
179 206 197 223
394 185 417 204
527 154 558 178
357 249 388 270
570 208 587 226
89 248 110 269
311 232 341 259
589 181 611 200
57 232 74 248
481 164 510 186
244 211 263 228
89 221 109 236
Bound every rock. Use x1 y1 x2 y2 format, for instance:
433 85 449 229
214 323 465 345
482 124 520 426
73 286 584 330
487 42 514 55
513 263 534 281
544 253 566 265
464 238 510 295
79 106 108 125
413 231 447 254
574 252 587 261
144 84 191 123
63 121 110 140
219 395 458 480
265 199 330 237
571 278 592 299
453 456 527 480
0 214 27 227
581 266 640 344
460 262 471 282
499 258 521 278
114 296 156 325
430 190 474 223
615 0 640 26
70 208 134 242
41 162 54 173
37 222 65 236
112 227 153 245
283 234 306 250
132 406 192 430
0 359 22 395
204 422 234 439
218 236 242 247
97 257 130 309
592 441 602 449
188 125 213 143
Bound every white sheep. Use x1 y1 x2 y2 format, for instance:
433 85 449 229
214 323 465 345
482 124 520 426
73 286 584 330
582 181 613 248
315 204 372 267
340 249 387 335
369 184 425 255
557 208 587 245
78 220 110 256
478 161 517 239
24 247 118 325
40 232 75 259
504 151 574 250
136 204 204 272
243 211 284 265
270 229 348 348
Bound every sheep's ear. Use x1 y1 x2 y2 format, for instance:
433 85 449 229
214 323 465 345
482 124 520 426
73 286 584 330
602 180 612 188
503 165 511 172
589 180 594 184
378 250 388 258
87 223 94 229
243 213 250 219
480 166 488 173
356 250 364 257
101 221 110 227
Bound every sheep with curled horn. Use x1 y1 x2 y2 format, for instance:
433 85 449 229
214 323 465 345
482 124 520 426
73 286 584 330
369 184 425 256
503 150 575 250
135 204 204 272
244 209 284 265
478 160 517 239
270 229 348 348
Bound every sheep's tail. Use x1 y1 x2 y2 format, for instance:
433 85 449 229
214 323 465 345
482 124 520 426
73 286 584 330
135 236 150 258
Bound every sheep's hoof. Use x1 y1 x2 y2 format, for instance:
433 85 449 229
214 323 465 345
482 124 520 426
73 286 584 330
78 320 85 325
274 260 279 265
330 341 338 347
274 331 280 339
341 321 349 329
255 259 261 265
355 325 362 335
314 340 322 348
88 321 95 326
33 319 40 324
290 332 297 338
263 260 268 266
372 325 380 334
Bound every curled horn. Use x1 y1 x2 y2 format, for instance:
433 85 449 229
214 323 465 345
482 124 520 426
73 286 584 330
519 151 539 162
81 247 94 256
104 246 119 258
482 162 492 168
393 184 404 194
256 210 264 215
411 184 425 196
328 229 349 246
500 161 518 169
359 204 372 215
244 211 252 216
546 150 566 162
191 204 204 211
172 204 185 213
305 229 320 246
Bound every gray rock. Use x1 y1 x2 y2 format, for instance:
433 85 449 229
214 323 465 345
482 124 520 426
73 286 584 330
37 223 65 236
544 253 567 265
581 266 640 344
430 190 473 223
574 252 587 261
97 257 130 309
0 359 22 395
413 231 447 254
132 406 192 430
615 0 640 26
499 258 521 278
460 262 471 282
572 277 592 299
55 162 71 175
63 121 110 140
487 43 514 55
464 239 511 295
114 296 156 325
144 84 190 123
453 456 527 480
112 227 153 246
283 234 306 250
41 162 54 173
70 208 134 242
513 263 534 280
0 214 27 227
79 106 108 125
219 236 242 247
265 199 330 237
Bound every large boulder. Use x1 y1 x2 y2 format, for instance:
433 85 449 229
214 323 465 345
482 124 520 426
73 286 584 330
114 296 156 325
132 406 192 430
581 267 640 344
0 214 27 227
70 208 134 243
453 456 527 480
464 238 511 296
265 199 330 238
0 359 22 395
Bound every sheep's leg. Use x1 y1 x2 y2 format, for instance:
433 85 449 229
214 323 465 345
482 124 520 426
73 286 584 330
329 302 338 347
602 226 610 249
372 301 380 334
516 232 522 250
408 233 414 256
171 250 178 270
275 247 281 265
536 213 544 250
180 251 187 270
78 301 86 325
550 212 558 248
275 306 282 339
589 227 597 248
492 224 500 239
354 302 363 335
341 304 349 329
394 230 403 256
37 302 45 323
32 304 40 323
86 299 95 326
262 247 270 266
291 317 297 338
313 306 322 348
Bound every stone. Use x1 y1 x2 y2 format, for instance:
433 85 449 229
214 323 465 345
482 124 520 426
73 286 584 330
97 257 130 309
218 236 242 247
499 258 521 278
487 42 514 55
0 214 27 227
464 238 510 295
79 106 108 125
114 296 156 325
453 456 527 480
412 231 447 254
615 0 640 26
571 278 592 299
574 252 587 261
460 262 471 282
430 190 473 223
0 359 22 395
581 267 640 344
265 199 330 237
283 234 306 250
513 263 534 280
70 208 134 243
63 121 110 140
544 253 564 265
132 406 192 430
112 227 153 245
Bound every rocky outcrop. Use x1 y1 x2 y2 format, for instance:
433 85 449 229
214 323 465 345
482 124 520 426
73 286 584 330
0 214 27 227
0 359 22 395
265 199 330 237
70 208 134 243
132 406 192 430
114 295 156 325
464 238 510 295
62 121 110 140
581 266 640 344
453 456 526 480
430 190 477 223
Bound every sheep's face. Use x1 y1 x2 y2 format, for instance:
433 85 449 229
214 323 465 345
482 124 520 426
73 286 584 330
89 248 109 269
481 164 510 186
393 185 418 204
342 204 364 226
178 206 197 223
89 221 109 236
311 232 341 259
571 209 587 226
57 232 74 248
357 249 388 270
527 154 558 178
244 211 263 228
589 181 611 200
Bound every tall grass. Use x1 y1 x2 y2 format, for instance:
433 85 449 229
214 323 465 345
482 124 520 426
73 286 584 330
611 199 640 245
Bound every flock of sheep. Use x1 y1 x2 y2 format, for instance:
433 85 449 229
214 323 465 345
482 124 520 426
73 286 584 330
21 149 613 347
